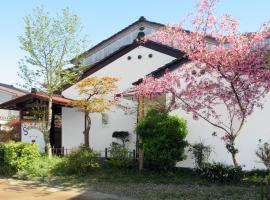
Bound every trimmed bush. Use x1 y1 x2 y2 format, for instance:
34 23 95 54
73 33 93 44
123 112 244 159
136 109 188 171
112 131 129 146
60 147 99 175
2 141 40 171
109 143 133 168
197 162 243 183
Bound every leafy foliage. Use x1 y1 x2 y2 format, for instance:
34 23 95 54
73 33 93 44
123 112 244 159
109 143 133 168
71 76 118 148
112 131 129 146
197 162 243 183
18 6 87 92
136 109 188 170
19 155 62 177
256 140 270 169
18 6 88 156
60 147 99 175
1 141 40 171
0 119 21 142
189 142 212 168
71 76 119 113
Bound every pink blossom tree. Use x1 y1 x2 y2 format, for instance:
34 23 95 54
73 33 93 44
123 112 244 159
134 0 270 166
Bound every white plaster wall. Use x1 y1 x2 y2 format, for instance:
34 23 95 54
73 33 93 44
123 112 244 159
63 46 176 98
62 104 137 155
172 98 270 170
62 107 85 150
62 46 175 154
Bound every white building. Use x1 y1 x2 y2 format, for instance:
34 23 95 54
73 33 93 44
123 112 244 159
61 17 270 170
2 17 267 169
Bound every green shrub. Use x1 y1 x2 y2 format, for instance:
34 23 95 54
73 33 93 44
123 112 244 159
2 141 40 171
197 162 243 183
136 109 188 171
109 143 133 168
256 140 270 169
189 142 212 168
0 164 16 176
20 155 63 177
60 147 99 175
0 143 4 164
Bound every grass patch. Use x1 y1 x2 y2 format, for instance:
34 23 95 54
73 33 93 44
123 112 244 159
1 157 265 200
18 164 262 200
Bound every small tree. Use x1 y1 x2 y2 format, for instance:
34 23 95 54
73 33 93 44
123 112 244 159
136 109 188 171
256 140 270 199
134 0 270 166
112 131 129 147
18 6 87 156
71 76 118 148
256 140 270 169
189 142 212 168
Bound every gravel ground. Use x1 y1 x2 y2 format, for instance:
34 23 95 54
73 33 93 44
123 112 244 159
0 178 129 200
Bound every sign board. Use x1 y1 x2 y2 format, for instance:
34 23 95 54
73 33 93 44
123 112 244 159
21 121 46 152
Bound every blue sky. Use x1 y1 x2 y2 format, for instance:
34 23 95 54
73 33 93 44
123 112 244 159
0 0 270 86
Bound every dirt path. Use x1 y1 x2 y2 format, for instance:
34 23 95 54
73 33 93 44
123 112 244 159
0 178 126 200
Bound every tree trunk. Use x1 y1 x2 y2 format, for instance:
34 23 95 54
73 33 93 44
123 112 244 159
226 138 239 167
231 151 238 167
45 96 53 158
84 112 91 148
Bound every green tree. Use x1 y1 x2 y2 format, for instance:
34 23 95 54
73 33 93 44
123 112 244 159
71 76 118 148
18 6 87 157
136 109 188 170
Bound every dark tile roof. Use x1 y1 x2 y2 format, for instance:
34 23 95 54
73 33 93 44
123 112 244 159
0 92 71 110
71 16 164 64
0 83 28 94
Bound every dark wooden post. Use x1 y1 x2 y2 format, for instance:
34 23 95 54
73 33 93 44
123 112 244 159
133 149 136 160
105 148 108 159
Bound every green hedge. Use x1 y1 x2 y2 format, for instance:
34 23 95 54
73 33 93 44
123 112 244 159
0 141 40 173
58 147 99 175
197 162 243 183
